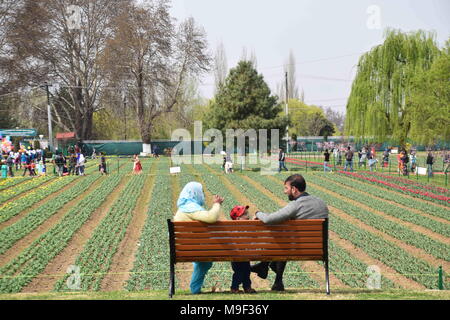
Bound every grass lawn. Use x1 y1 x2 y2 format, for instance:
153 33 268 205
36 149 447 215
1 288 449 300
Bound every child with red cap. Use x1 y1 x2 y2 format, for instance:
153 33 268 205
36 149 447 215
229 205 257 294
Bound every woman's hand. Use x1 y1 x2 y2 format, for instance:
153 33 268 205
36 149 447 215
213 195 224 204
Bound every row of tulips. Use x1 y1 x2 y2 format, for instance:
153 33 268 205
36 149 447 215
339 171 450 204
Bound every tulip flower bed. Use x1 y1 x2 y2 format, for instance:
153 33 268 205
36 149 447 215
358 172 449 196
0 176 77 224
0 175 55 204
0 157 447 294
205 164 280 212
0 163 101 224
321 173 448 221
245 172 396 289
0 176 33 191
309 174 449 260
0 165 130 293
0 173 101 256
55 172 148 291
268 173 444 289
339 171 450 205
126 160 172 291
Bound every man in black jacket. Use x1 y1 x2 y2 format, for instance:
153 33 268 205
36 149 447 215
426 152 434 177
278 148 288 173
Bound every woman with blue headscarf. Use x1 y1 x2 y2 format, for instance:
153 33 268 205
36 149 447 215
174 181 224 294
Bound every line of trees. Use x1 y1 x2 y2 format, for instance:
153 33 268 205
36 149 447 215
1 0 210 146
3 2 445 150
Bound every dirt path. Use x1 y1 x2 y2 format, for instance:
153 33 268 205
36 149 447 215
309 181 450 271
0 178 83 230
327 174 449 225
0 175 106 268
100 161 157 291
21 174 131 293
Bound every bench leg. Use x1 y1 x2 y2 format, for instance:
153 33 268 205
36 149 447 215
324 259 330 295
169 262 175 298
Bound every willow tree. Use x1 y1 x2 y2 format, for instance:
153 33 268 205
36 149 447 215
345 29 441 148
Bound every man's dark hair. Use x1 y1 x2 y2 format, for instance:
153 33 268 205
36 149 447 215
347 146 351 150
284 174 306 192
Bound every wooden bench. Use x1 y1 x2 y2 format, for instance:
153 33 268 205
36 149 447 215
167 218 330 297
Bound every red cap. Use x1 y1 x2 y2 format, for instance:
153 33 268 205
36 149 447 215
230 205 249 220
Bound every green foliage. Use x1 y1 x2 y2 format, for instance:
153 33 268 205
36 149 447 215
205 61 289 135
346 29 443 147
287 99 334 137
0 96 19 129
92 109 140 140
407 50 450 145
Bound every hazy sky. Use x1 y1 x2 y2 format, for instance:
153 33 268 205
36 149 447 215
169 0 450 113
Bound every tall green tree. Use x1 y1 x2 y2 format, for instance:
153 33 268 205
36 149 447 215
205 61 289 138
407 43 450 145
345 29 441 147
287 99 335 137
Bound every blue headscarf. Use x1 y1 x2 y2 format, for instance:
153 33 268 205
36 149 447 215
177 182 206 213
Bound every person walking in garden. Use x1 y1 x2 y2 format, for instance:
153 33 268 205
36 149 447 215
133 154 142 174
77 152 86 176
99 154 107 175
229 205 257 294
359 147 367 168
368 154 378 172
55 152 65 177
344 146 354 172
6 153 14 177
224 153 233 174
426 152 434 177
410 151 417 173
174 182 225 294
68 152 77 175
400 150 409 176
323 149 332 172
1 160 8 178
383 148 390 168
443 151 450 174
251 174 329 291
336 148 342 166
14 152 20 170
278 148 288 173
21 151 27 169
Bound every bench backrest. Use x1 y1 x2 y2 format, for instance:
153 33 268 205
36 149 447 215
168 219 328 263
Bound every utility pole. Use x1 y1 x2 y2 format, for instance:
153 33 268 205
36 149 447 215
41 83 54 152
285 71 289 153
123 91 127 140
